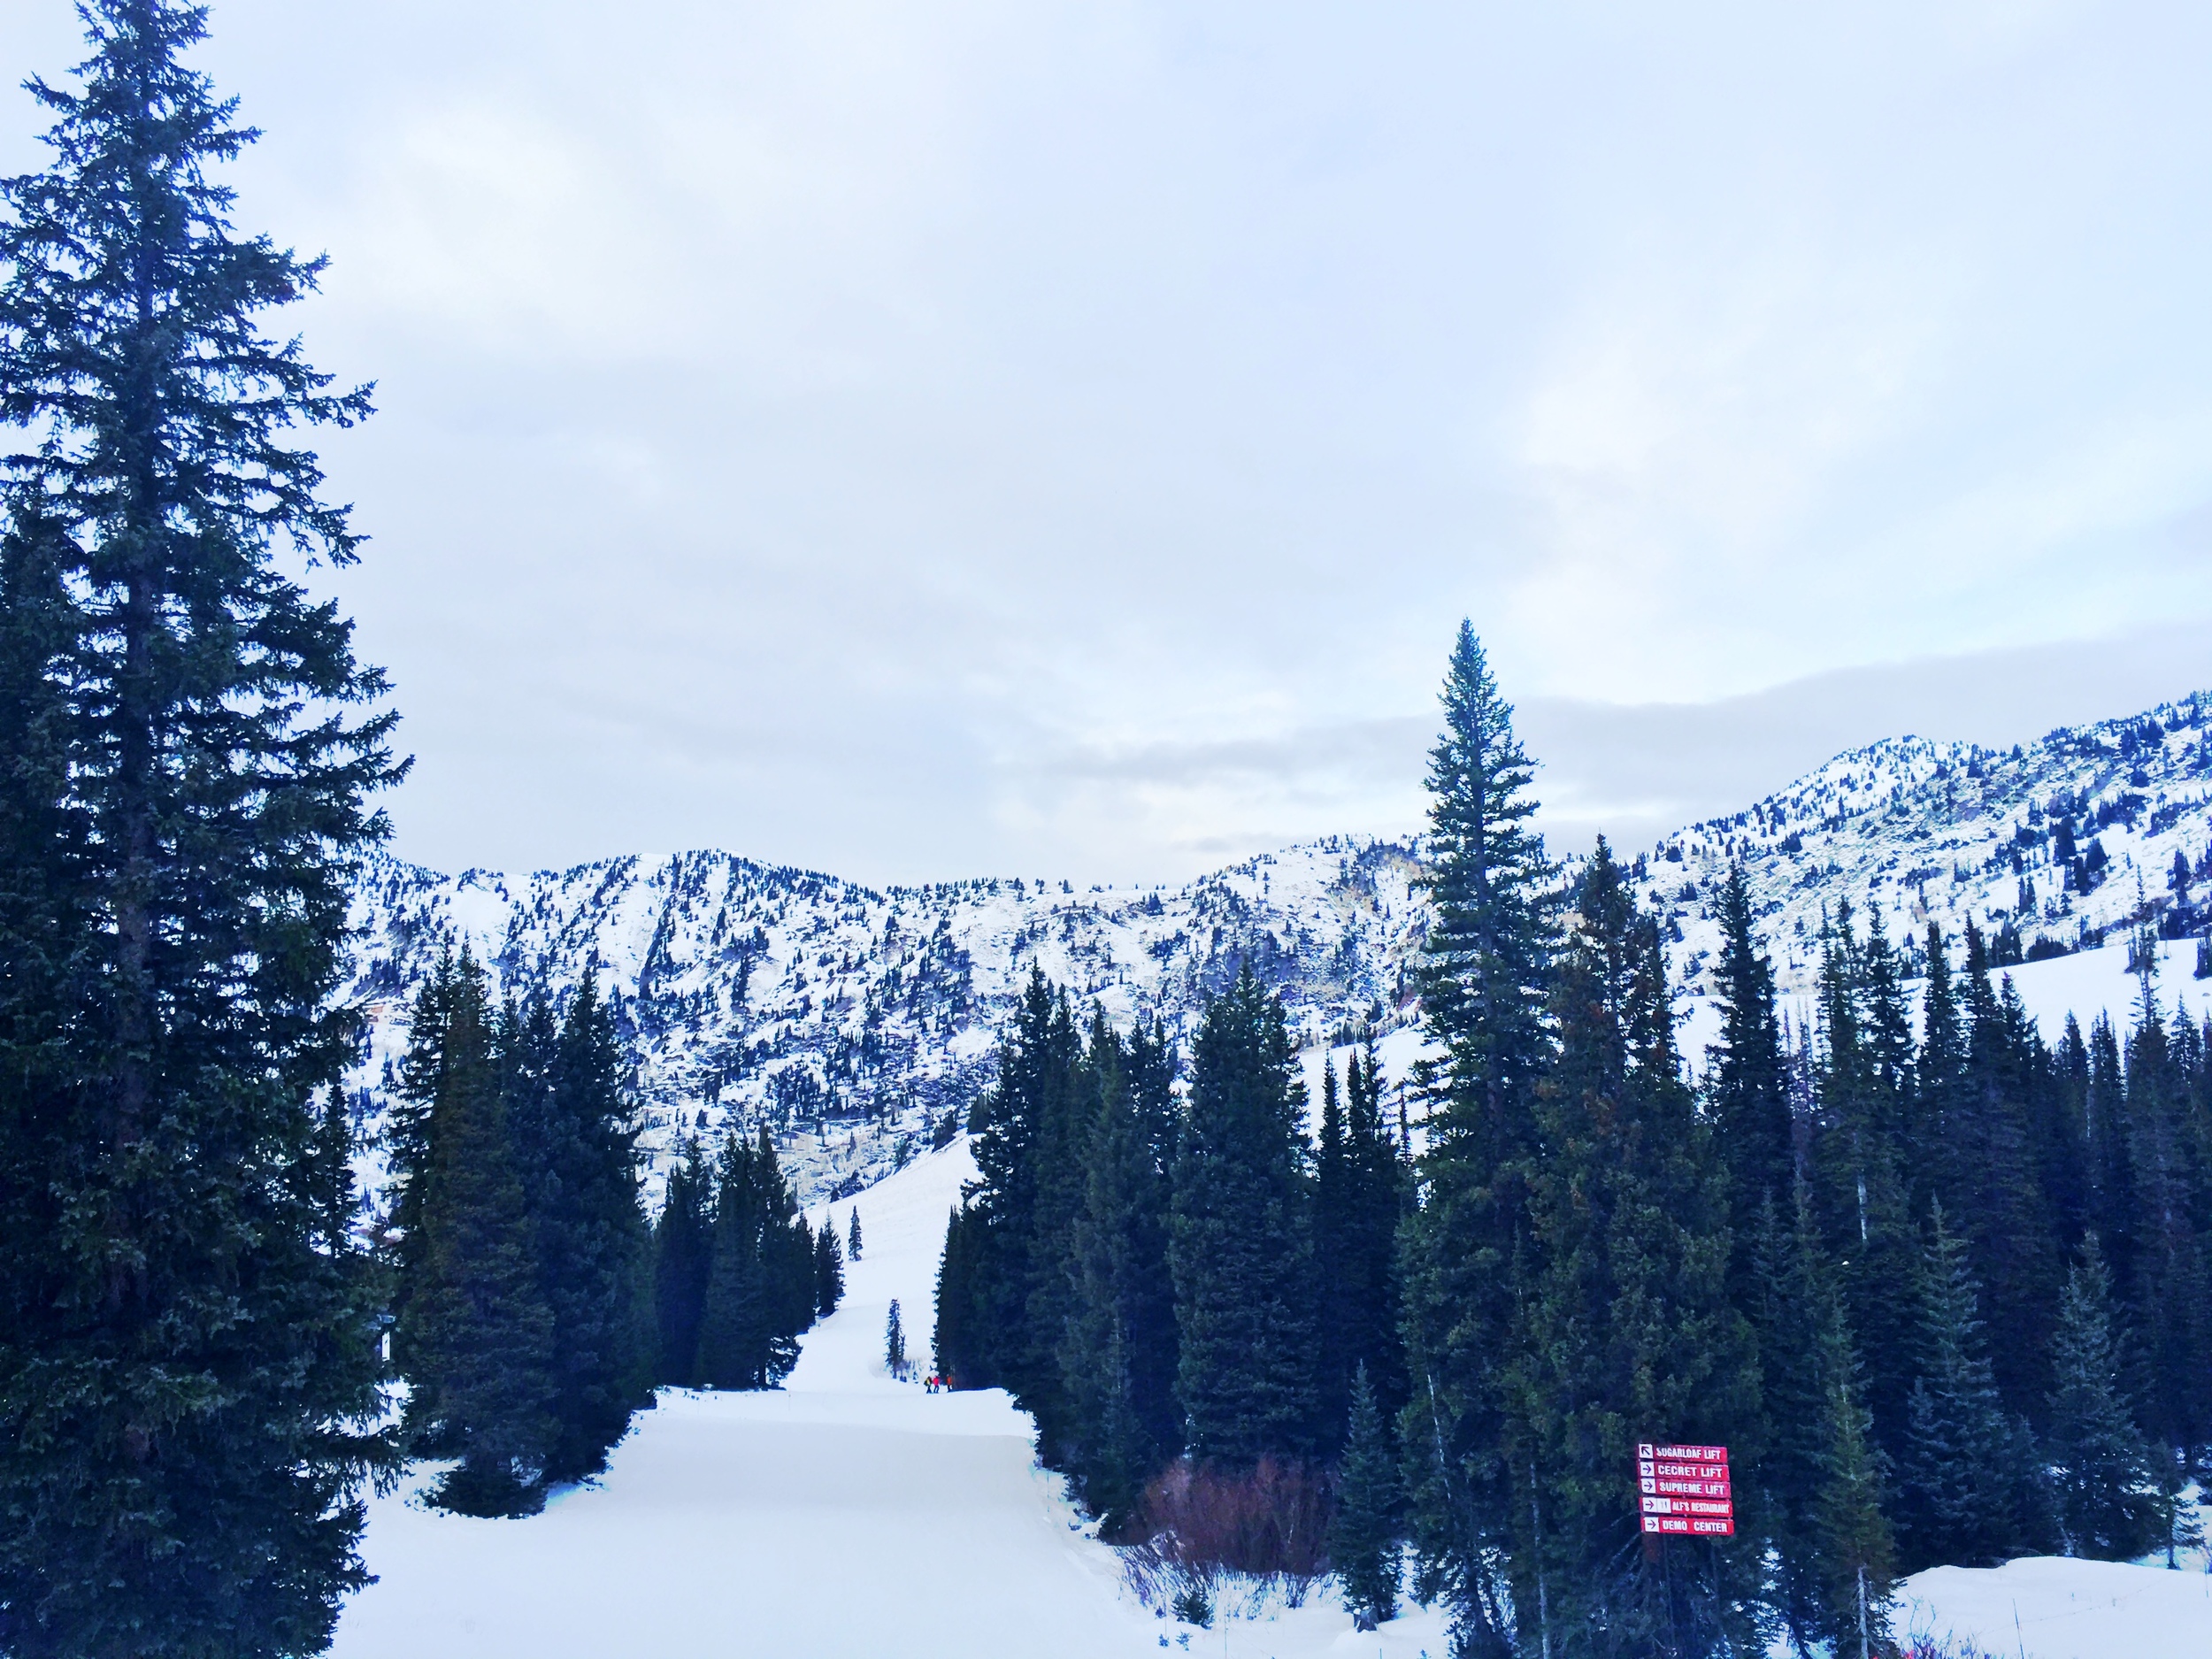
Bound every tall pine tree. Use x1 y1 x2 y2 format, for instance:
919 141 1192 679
0 5 398 1647
651 1137 716 1386
1508 841 1761 1657
1058 1013 1179 1531
1891 1207 2052 1571
514 972 655 1480
1706 859 1794 1263
1171 965 1318 1466
1398 625 1558 1658
400 952 558 1517
2046 1239 2165 1560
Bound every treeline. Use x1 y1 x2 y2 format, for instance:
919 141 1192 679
388 950 849 1515
387 951 656 1514
1400 629 2208 1656
649 1129 843 1389
939 626 2211 1657
932 973 1411 1571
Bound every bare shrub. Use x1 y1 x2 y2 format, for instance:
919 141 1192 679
1118 1456 1332 1614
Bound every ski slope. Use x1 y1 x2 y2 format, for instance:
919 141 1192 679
330 1139 2204 1658
330 1140 1454 1658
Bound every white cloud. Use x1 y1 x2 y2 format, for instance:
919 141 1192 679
12 0 2208 882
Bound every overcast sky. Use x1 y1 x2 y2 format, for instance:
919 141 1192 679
12 1 2212 885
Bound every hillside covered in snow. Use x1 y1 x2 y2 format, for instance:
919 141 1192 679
340 689 2212 1203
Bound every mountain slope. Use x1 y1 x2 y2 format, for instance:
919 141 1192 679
342 838 1429 1203
341 690 2212 1204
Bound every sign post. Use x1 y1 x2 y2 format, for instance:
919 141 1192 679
1635 1441 1733 1538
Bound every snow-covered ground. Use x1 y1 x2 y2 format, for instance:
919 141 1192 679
332 1137 2206 1659
1895 1555 2212 1658
331 1139 1455 1658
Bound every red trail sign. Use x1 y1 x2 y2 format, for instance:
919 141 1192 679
1637 1442 1732 1537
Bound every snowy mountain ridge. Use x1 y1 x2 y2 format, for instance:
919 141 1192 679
343 836 1432 1203
1629 687 2212 1012
342 687 2212 1202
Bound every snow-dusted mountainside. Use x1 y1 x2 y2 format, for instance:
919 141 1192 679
342 838 1429 1202
342 689 2212 1204
1630 690 2212 1018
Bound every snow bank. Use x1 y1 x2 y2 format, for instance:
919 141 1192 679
1898 1555 2212 1658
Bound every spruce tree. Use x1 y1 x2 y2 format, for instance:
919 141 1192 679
1748 1187 1894 1653
1803 911 1921 1462
814 1220 845 1317
848 1208 863 1263
1331 1364 1401 1631
1809 1331 1894 1659
955 969 1082 1427
1707 859 1794 1260
515 972 655 1480
1315 1044 1410 1453
2120 982 2212 1453
2046 1240 2164 1560
1509 841 1761 1656
1914 925 1966 1222
933 1201 981 1386
1316 1056 1354 1439
651 1137 716 1385
2082 1014 2139 1309
886 1299 907 1375
0 5 401 1640
1059 1014 1178 1530
402 952 558 1516
1947 927 2060 1416
695 1128 808 1390
1397 625 1558 1658
1171 965 1318 1465
1892 1207 2051 1571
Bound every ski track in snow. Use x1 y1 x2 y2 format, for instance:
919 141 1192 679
330 1137 2208 1659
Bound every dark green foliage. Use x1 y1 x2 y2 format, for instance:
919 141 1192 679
2119 979 2212 1453
938 991 1186 1524
2047 1240 2165 1560
933 1201 981 1385
511 972 655 1481
694 1128 812 1390
2082 1014 2138 1307
1707 860 1795 1254
1058 1014 1179 1532
0 4 400 1647
651 1139 715 1385
848 1208 863 1263
1314 1042 1410 1450
1945 927 2062 1416
1892 1209 2052 1571
1805 909 1924 1463
390 958 655 1501
885 1299 907 1374
1398 624 1558 1656
1331 1364 1401 1629
1747 1188 1894 1654
949 971 1086 1435
1171 965 1319 1465
814 1220 845 1317
1508 840 1762 1657
399 952 557 1516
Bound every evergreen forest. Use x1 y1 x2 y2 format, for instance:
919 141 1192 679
937 625 2212 1656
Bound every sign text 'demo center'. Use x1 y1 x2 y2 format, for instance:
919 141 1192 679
1636 1442 1733 1537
